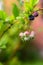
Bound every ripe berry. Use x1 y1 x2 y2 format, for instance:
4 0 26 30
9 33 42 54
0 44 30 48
33 12 38 17
29 15 34 20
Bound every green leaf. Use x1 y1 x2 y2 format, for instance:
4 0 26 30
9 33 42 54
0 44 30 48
30 0 39 7
24 2 33 12
5 15 14 24
12 4 20 18
24 0 39 12
0 34 9 49
0 10 7 20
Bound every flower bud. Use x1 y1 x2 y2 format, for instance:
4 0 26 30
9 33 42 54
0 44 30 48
24 31 29 36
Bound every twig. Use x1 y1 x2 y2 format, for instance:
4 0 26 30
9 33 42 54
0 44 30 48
0 20 17 38
36 8 43 12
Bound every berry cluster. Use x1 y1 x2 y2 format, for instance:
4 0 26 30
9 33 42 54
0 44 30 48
29 11 38 21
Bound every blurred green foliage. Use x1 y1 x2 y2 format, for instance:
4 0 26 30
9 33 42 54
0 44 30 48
0 10 7 20
0 63 3 65
13 4 20 18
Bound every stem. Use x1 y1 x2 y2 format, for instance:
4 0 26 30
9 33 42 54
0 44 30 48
0 24 13 38
0 20 17 38
36 8 43 12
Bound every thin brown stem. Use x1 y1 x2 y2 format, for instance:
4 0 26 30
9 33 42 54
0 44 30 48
36 8 43 12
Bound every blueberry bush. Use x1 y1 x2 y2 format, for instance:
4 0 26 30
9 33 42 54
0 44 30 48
0 0 43 65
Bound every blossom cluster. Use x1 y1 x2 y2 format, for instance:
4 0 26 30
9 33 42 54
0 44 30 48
19 31 35 41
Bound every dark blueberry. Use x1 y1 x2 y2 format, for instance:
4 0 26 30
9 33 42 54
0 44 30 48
29 15 34 20
33 12 38 17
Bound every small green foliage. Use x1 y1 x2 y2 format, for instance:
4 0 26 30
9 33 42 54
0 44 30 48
30 0 39 7
12 4 20 18
0 34 9 49
0 63 3 65
0 10 7 20
24 0 39 13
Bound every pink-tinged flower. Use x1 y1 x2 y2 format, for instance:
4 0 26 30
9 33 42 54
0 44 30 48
19 32 24 37
29 31 35 38
24 31 29 36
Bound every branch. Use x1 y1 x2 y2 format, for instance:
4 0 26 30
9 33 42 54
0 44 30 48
0 20 17 38
36 8 43 12
0 24 13 38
